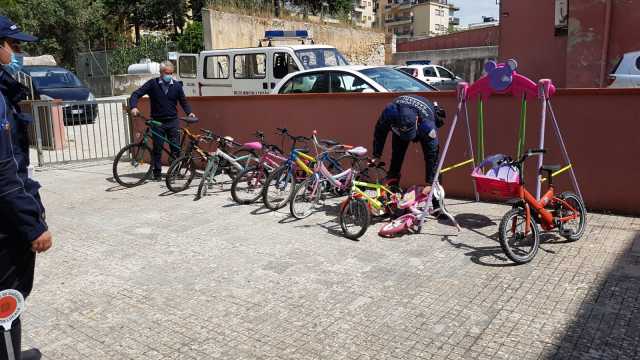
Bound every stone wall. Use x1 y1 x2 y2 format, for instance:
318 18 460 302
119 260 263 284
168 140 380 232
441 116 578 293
202 10 385 66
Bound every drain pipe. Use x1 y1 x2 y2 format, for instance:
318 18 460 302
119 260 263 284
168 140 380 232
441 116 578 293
599 0 613 87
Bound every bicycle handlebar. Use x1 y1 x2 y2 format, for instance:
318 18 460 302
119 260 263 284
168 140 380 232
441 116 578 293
502 148 547 167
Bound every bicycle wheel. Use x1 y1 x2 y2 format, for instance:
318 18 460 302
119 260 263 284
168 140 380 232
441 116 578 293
262 165 296 211
339 198 371 240
165 155 196 193
498 208 540 264
558 191 587 241
231 166 269 204
113 143 153 187
290 176 323 219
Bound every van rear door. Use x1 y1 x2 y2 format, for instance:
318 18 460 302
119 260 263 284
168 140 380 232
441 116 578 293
176 54 198 96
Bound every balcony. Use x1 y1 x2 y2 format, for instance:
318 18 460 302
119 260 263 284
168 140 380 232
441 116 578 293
387 0 416 10
385 15 413 26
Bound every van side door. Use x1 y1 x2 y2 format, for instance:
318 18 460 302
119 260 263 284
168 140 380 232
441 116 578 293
272 51 300 90
200 53 233 96
232 51 270 95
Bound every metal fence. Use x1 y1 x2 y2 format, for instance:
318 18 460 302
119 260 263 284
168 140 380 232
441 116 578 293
28 98 132 167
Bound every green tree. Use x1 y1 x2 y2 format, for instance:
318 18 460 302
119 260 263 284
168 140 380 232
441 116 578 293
108 35 172 75
0 0 106 70
177 21 204 54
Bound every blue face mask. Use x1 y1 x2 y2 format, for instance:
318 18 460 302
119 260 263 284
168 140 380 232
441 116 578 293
162 74 172 83
2 51 23 77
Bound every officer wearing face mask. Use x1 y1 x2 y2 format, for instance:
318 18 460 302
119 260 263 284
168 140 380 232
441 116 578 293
129 61 196 181
0 15 52 360
371 95 445 198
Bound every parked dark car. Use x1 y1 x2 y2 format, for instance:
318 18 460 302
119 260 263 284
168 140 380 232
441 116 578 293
22 66 98 124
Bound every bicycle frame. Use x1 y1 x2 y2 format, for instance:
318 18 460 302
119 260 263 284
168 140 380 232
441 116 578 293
203 148 253 181
349 180 396 210
518 182 579 232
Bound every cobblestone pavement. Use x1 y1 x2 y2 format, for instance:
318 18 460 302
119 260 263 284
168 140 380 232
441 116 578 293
20 163 640 360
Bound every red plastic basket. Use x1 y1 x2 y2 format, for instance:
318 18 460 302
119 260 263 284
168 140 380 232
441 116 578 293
473 176 521 199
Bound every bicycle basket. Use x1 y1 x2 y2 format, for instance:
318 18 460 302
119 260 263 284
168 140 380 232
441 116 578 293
472 154 520 199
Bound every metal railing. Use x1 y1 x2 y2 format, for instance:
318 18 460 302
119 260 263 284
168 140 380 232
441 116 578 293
27 98 132 167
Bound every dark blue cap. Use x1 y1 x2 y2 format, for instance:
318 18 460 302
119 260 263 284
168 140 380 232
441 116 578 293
0 16 38 42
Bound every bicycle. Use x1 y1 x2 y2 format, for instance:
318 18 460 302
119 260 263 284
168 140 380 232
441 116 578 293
165 126 216 193
230 131 287 205
260 128 316 211
289 131 366 219
195 133 259 200
377 183 460 237
495 149 587 264
338 162 403 240
112 115 197 187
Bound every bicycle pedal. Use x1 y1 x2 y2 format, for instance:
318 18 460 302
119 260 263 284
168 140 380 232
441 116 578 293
559 228 573 236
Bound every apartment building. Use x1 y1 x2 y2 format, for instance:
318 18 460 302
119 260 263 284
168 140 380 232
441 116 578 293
352 0 376 28
375 0 459 40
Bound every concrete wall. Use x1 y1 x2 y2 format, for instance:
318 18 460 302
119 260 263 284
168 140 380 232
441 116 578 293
134 88 640 215
392 46 499 82
111 75 156 96
202 10 385 66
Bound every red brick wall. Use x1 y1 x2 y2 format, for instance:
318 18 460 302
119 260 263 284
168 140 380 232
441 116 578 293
397 26 499 52
136 89 640 215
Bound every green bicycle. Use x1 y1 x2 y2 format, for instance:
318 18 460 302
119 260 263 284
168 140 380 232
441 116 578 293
112 115 197 187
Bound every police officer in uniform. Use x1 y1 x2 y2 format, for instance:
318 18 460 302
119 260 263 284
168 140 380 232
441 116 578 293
371 95 445 198
0 16 53 360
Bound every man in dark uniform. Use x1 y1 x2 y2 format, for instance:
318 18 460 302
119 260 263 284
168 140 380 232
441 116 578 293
371 94 445 197
0 16 52 360
129 61 195 181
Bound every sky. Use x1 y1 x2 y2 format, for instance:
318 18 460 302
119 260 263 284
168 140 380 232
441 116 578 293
453 0 500 26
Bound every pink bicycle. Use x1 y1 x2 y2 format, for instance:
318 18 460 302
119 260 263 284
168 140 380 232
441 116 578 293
378 184 460 237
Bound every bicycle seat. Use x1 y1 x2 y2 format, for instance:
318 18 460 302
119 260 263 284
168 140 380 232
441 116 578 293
347 146 367 157
541 164 561 173
180 116 199 124
243 142 262 151
320 139 338 146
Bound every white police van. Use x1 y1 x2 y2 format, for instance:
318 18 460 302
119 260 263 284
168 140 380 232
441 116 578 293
174 30 350 96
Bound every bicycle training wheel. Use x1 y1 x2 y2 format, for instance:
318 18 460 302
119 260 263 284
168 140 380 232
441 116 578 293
231 166 268 204
498 208 540 264
113 143 153 187
378 214 415 237
558 191 587 241
165 155 197 193
339 198 371 240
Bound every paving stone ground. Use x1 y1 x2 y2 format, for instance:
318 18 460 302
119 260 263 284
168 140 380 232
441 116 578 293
20 162 640 360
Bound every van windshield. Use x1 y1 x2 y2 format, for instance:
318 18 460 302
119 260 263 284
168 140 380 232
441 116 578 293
295 48 349 69
29 70 84 89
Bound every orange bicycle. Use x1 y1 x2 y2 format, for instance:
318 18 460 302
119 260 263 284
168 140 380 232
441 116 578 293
497 149 587 264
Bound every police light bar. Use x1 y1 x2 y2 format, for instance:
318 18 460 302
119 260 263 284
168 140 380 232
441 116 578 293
406 60 431 65
264 30 309 39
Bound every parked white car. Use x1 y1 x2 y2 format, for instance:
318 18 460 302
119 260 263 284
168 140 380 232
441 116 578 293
396 64 462 90
609 51 640 88
273 65 437 94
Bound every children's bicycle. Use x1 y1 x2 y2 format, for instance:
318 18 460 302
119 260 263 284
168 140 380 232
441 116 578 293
195 134 259 200
338 162 402 240
230 131 287 205
289 131 366 219
112 115 197 187
378 184 460 237
495 149 587 264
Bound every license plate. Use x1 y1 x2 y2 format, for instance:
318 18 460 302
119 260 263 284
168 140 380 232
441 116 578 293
71 109 84 114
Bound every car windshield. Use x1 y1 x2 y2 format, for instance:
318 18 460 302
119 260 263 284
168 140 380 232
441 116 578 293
359 67 434 92
29 70 84 89
295 48 349 69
